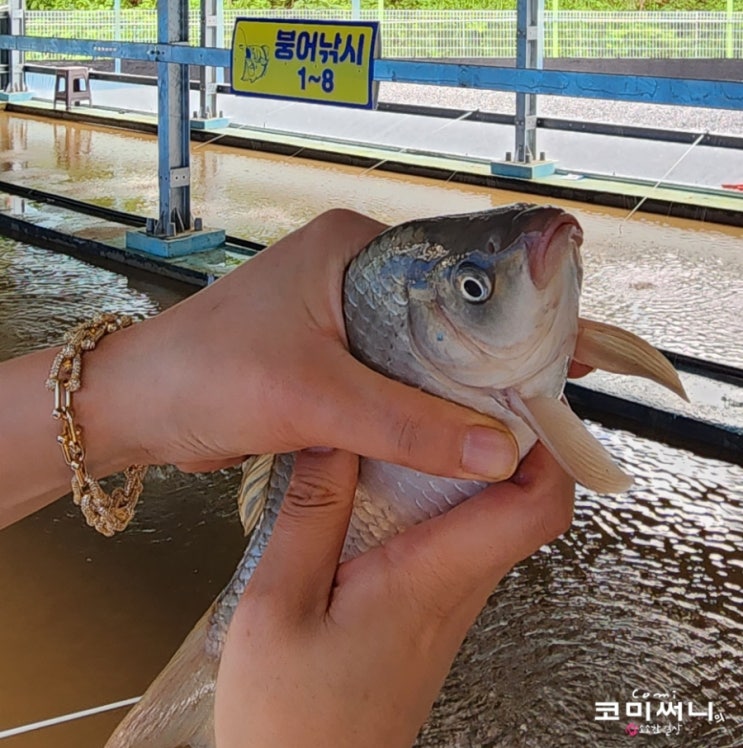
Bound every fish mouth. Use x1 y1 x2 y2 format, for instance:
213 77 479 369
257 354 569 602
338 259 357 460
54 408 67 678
527 211 583 290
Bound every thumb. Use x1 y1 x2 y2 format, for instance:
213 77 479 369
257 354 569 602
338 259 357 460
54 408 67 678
314 355 519 482
250 448 359 621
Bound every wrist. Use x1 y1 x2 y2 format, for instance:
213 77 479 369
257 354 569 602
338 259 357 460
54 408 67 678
72 320 155 477
0 316 157 531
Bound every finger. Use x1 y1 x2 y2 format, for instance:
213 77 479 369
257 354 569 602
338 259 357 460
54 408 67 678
387 443 574 619
309 355 519 483
176 457 245 473
250 448 359 620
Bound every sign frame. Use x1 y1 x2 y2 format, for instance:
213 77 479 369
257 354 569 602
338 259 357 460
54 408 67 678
230 17 380 110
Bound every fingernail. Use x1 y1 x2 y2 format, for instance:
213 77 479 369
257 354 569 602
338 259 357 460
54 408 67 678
462 426 518 480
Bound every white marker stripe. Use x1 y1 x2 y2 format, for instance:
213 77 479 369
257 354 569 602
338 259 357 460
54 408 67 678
0 697 141 739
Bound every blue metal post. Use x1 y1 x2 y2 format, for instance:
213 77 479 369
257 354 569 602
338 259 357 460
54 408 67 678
113 0 121 75
125 0 225 255
192 0 229 128
151 0 192 238
199 0 219 118
515 0 543 163
7 0 27 94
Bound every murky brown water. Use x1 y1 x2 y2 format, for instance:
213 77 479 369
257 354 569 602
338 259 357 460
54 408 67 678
0 112 741 746
1 111 741 369
422 432 743 747
0 238 246 746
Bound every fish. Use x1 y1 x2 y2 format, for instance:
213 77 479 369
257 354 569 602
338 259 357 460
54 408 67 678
105 204 687 748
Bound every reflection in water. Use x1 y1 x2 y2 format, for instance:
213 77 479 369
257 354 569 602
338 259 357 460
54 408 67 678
53 123 93 171
0 116 28 174
0 121 741 745
0 111 740 369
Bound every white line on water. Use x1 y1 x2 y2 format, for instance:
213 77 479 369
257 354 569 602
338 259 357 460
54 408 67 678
357 109 479 177
0 697 141 739
622 130 708 227
191 102 298 151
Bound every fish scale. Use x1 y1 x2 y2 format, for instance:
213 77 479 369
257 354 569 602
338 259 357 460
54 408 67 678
106 205 686 748
207 452 292 655
105 205 584 748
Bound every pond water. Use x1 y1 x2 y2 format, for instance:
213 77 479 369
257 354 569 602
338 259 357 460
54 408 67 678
0 112 741 746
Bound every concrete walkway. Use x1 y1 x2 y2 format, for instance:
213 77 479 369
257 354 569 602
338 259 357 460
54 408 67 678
24 71 743 191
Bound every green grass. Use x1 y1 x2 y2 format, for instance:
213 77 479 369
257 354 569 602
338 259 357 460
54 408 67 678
25 0 743 11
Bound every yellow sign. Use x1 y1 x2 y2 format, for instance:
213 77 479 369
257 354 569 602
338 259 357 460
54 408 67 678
231 19 379 109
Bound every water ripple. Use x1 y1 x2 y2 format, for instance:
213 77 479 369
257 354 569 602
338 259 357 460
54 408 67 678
419 426 743 747
1 221 741 746
0 240 160 359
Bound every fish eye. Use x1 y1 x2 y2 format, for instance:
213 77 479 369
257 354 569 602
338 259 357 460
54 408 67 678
454 264 492 304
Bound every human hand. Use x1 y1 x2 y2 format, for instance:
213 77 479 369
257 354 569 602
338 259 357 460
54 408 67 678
98 210 517 481
214 445 574 748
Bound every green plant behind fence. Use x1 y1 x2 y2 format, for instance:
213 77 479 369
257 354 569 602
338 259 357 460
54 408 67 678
23 9 743 60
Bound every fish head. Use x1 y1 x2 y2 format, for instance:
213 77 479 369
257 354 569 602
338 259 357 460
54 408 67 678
404 204 583 391
347 203 681 492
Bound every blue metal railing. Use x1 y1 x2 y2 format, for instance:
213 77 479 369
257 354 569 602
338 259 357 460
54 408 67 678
1 34 742 111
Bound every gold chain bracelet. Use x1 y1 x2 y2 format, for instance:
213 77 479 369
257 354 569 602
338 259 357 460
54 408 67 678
46 313 148 537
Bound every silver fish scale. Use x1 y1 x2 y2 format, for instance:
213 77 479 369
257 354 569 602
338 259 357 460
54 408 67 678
207 239 490 653
344 237 425 390
109 207 593 748
208 457 486 655
207 453 293 655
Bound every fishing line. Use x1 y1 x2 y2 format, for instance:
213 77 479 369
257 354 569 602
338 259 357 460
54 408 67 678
621 130 708 229
357 109 479 177
0 697 141 739
192 101 295 151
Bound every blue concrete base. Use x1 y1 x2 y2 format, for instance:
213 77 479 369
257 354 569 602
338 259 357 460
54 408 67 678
190 117 230 131
490 160 557 179
0 91 34 103
125 227 226 257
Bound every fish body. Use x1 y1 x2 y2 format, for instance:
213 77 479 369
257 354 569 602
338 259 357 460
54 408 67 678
106 205 685 748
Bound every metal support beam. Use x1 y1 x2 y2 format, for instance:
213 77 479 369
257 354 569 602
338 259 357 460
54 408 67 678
124 0 224 254
7 0 26 93
372 59 743 111
113 0 121 74
515 0 543 163
3 35 743 111
151 0 192 238
198 0 221 119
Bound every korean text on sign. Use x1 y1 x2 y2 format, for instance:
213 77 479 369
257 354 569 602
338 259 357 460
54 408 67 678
231 19 379 109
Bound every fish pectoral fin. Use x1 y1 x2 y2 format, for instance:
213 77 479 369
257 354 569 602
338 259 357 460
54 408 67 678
239 453 275 536
574 317 689 402
513 393 633 493
105 607 217 748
